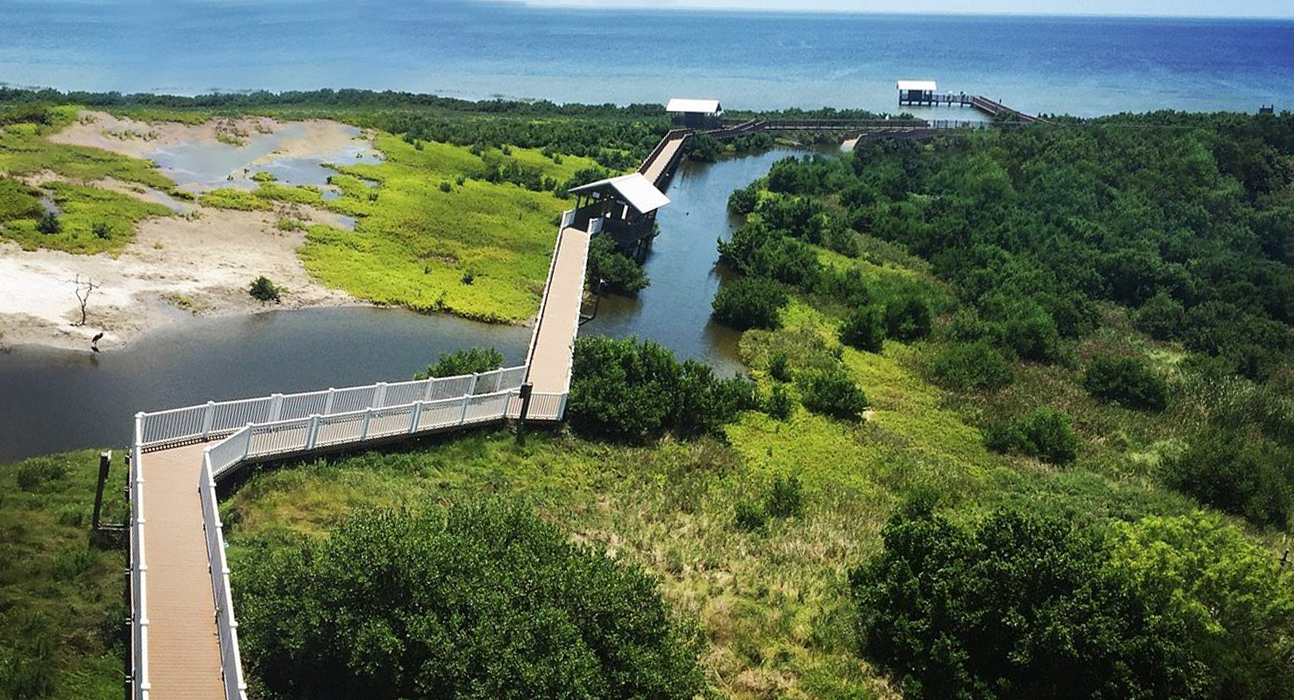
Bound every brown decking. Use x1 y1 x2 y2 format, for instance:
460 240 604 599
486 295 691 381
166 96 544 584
140 442 225 699
525 226 591 394
639 134 687 187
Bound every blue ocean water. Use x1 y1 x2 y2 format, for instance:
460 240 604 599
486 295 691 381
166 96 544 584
0 1 1291 116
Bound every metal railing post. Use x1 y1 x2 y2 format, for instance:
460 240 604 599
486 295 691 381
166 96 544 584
324 388 335 415
240 424 252 461
459 393 471 424
306 415 320 450
201 401 215 439
360 408 372 440
409 401 423 434
373 382 387 408
269 394 283 422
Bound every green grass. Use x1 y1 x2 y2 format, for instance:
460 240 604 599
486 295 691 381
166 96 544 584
1 182 172 254
0 121 172 189
298 135 602 323
0 450 127 700
198 187 273 212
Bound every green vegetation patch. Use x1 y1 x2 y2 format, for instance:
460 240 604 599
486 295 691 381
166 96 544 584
0 450 127 700
299 135 602 323
0 119 171 189
1 181 171 254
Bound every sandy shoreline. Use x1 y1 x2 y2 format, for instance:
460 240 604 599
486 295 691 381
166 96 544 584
0 112 372 351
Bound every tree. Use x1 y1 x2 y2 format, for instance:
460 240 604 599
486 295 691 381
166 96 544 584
800 369 868 421
1161 430 1293 528
930 341 1014 392
69 274 101 327
984 408 1079 465
711 277 787 331
235 502 704 700
587 236 648 295
415 347 504 380
1083 354 1168 411
883 295 932 341
851 504 1205 700
36 211 61 235
838 305 885 353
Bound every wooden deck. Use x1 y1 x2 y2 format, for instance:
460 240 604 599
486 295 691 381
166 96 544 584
639 133 687 188
139 442 226 699
525 225 591 394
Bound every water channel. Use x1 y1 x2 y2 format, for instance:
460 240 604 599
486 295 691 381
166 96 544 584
0 148 802 463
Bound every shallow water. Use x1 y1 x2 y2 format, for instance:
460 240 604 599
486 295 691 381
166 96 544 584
0 149 794 462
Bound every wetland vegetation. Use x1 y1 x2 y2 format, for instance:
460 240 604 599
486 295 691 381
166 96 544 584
3 88 1294 700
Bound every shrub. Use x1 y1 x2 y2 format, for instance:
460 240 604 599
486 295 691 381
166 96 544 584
764 383 795 420
930 341 1014 391
800 369 868 421
767 351 792 383
235 502 704 700
985 408 1079 465
439 180 453 193
1161 431 1293 528
0 176 44 221
712 277 787 331
734 501 767 532
1083 354 1168 411
1134 291 1186 340
839 305 885 353
587 236 649 295
36 211 62 235
883 296 932 341
727 183 760 215
415 347 504 380
91 221 112 240
764 475 804 518
248 275 282 303
568 337 755 443
15 457 68 491
850 505 1219 700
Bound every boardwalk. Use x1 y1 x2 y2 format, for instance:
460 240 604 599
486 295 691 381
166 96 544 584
129 110 1002 699
137 443 225 700
524 225 591 394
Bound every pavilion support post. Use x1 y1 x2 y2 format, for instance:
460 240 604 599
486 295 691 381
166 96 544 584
516 383 533 446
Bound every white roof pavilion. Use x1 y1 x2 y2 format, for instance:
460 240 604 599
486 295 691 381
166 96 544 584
665 98 723 114
568 173 670 214
896 80 938 92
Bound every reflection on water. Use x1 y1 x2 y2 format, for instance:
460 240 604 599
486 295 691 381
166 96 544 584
583 149 802 376
0 149 806 462
147 123 382 192
0 308 529 463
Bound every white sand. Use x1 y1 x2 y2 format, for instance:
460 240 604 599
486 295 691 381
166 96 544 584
0 112 374 351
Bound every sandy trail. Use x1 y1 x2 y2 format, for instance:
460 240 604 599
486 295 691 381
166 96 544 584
1 112 372 351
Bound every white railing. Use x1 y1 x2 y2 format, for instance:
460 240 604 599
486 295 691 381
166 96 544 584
130 414 150 700
199 454 249 700
137 367 531 450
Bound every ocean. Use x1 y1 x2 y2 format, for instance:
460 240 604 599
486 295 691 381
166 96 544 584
0 0 1291 116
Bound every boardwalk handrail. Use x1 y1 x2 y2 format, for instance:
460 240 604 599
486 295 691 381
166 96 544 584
637 129 690 176
523 215 573 387
199 453 248 700
136 366 529 450
130 414 150 700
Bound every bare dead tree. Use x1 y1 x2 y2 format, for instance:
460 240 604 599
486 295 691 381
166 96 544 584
71 274 102 327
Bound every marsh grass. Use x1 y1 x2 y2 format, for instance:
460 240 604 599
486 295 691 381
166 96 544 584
298 136 602 322
0 119 172 189
0 450 129 700
2 181 171 254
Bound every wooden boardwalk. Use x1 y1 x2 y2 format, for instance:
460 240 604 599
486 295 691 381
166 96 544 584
639 133 687 188
525 225 591 394
139 443 226 699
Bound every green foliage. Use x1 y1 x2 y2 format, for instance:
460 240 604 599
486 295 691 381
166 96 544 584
35 211 61 235
1084 354 1169 412
712 277 787 331
930 341 1014 392
1134 290 1186 340
1110 514 1294 700
800 370 868 421
587 235 649 295
414 347 504 380
0 177 43 222
438 180 452 193
686 133 722 163
767 351 792 383
733 501 767 532
199 187 272 211
764 382 795 420
984 408 1079 465
234 502 704 700
726 182 759 215
0 119 171 188
764 474 804 518
1161 430 1293 528
838 305 885 353
568 336 755 443
248 275 282 303
0 450 129 700
851 504 1204 700
882 296 932 341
